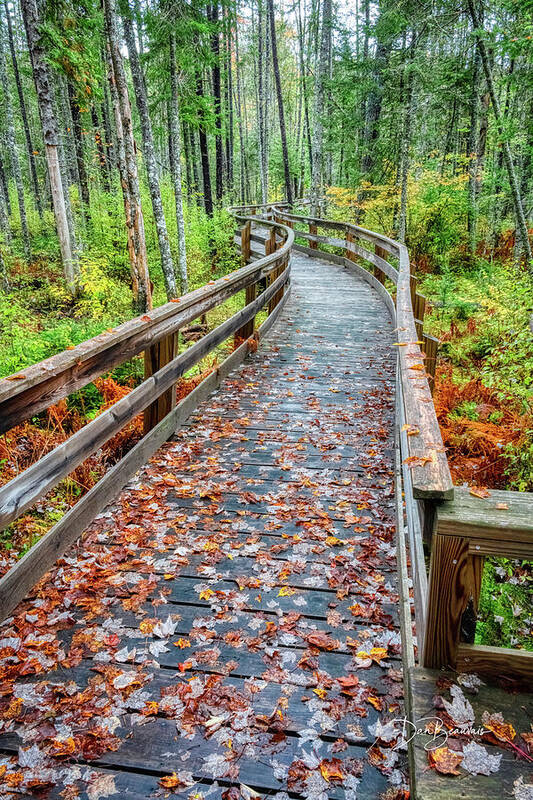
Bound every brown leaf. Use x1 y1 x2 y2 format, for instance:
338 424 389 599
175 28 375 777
428 746 463 775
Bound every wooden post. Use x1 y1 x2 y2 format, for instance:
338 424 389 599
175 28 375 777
309 222 318 249
268 256 286 315
345 229 356 262
241 221 251 265
409 275 417 309
235 282 257 345
422 533 483 670
414 293 426 340
265 228 277 256
422 333 438 394
374 244 387 285
143 333 177 434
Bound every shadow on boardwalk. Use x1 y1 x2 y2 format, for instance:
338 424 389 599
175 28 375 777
0 253 407 799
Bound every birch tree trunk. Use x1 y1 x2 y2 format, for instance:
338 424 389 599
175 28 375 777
169 32 188 293
20 0 77 292
266 0 293 205
104 0 152 312
5 0 42 220
122 7 177 300
0 21 31 260
311 0 331 213
468 0 532 266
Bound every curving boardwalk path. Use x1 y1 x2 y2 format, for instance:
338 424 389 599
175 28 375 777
0 252 406 799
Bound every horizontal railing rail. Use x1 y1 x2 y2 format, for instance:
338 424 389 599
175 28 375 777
0 214 293 620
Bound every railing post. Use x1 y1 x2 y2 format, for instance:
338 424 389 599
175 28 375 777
422 333 438 393
143 333 178 434
414 293 426 339
410 275 417 308
423 531 483 670
265 228 277 256
309 222 318 249
241 220 251 265
345 229 356 262
374 244 387 284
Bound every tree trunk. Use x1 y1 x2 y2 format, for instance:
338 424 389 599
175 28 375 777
208 1 224 204
398 37 416 244
67 80 90 208
20 0 77 291
104 0 151 312
311 0 331 212
0 21 31 260
122 7 177 300
224 6 234 196
0 154 11 216
169 32 188 294
0 153 10 242
468 0 532 266
267 0 293 204
361 39 388 178
196 73 214 216
234 19 247 205
257 0 268 204
466 39 481 255
91 105 111 192
5 0 42 220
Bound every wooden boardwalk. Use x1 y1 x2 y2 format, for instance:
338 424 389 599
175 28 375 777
0 252 407 798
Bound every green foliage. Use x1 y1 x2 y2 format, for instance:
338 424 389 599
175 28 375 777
449 400 479 421
476 558 533 651
422 260 533 405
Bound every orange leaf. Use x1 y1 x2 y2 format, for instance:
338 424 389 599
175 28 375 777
428 747 463 775
469 487 491 499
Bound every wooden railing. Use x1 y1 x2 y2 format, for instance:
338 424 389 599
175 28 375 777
0 214 293 621
236 200 532 685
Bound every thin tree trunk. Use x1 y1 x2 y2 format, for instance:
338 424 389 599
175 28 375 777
169 32 188 293
398 37 416 244
67 81 90 208
311 0 331 212
196 73 214 216
467 39 481 255
20 0 77 291
91 105 111 192
122 7 177 300
266 0 293 204
257 0 268 204
208 1 223 203
5 0 42 219
468 0 532 265
104 0 151 311
0 154 11 216
225 6 234 196
0 153 10 242
0 21 31 259
234 21 246 205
